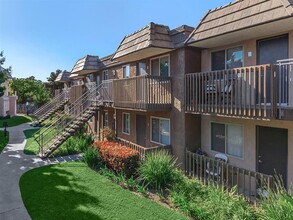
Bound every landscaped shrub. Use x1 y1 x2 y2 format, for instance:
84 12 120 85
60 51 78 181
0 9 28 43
100 127 116 141
83 147 103 168
52 133 93 156
95 141 139 177
169 175 260 220
261 179 293 220
137 150 179 190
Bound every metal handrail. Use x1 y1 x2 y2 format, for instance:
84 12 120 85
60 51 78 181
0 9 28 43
32 87 89 140
32 88 70 118
36 82 112 155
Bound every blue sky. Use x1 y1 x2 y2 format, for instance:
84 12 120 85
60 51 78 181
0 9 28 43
0 0 231 81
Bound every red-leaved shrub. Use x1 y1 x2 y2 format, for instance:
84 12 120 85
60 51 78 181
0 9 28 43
95 141 139 177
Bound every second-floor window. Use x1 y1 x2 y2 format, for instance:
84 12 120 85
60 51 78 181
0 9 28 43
151 55 169 77
103 70 108 80
211 46 243 71
138 62 147 75
122 65 130 78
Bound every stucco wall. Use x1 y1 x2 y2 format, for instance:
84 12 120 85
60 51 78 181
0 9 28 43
201 115 293 187
201 31 293 72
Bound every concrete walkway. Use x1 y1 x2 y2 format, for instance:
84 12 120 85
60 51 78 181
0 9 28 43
0 123 82 220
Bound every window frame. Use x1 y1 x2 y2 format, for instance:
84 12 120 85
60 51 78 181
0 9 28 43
150 54 170 77
102 70 109 81
211 46 244 71
210 122 244 159
103 110 109 127
122 65 130 78
122 112 130 135
150 116 171 146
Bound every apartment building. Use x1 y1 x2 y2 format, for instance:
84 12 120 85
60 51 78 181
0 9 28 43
185 0 293 188
67 23 200 164
37 0 293 193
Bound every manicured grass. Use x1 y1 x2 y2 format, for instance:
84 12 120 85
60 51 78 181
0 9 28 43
23 129 40 155
0 115 32 128
0 130 9 153
20 162 188 220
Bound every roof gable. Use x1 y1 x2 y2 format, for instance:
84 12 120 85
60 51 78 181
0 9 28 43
112 22 174 60
187 0 293 44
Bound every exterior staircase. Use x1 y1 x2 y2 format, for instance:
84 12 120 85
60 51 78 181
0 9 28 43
34 83 112 158
32 89 70 125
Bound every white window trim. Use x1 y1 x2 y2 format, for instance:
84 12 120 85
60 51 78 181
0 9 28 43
150 54 170 76
102 70 109 81
150 116 171 146
210 46 244 71
122 64 130 78
210 121 244 160
122 112 130 135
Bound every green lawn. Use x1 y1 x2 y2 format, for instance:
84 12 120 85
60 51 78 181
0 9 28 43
0 115 32 128
20 162 188 220
23 129 40 155
0 130 9 153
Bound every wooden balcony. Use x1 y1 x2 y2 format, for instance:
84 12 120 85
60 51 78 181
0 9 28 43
112 75 172 111
185 150 274 203
185 64 279 119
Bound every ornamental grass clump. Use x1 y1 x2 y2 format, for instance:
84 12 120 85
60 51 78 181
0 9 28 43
95 141 139 177
260 178 293 220
83 147 103 168
137 150 179 190
169 176 260 220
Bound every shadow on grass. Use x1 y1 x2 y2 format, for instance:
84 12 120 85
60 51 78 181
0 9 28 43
20 163 103 220
20 162 188 220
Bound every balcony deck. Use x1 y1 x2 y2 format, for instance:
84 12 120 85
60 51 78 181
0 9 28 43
185 62 293 120
112 75 172 112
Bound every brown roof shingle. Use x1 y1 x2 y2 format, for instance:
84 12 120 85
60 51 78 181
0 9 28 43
186 0 293 44
112 22 174 60
71 55 101 74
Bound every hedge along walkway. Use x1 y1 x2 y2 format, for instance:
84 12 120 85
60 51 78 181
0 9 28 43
0 123 82 220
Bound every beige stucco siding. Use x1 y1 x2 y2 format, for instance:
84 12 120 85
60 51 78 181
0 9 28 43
201 115 293 187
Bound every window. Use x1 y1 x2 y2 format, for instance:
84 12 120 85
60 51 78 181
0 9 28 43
211 122 243 158
138 62 147 75
122 65 130 78
122 113 130 134
103 70 108 81
151 117 170 145
211 47 243 71
151 56 169 76
103 110 108 127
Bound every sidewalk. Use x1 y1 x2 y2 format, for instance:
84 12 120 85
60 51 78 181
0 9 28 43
0 123 82 220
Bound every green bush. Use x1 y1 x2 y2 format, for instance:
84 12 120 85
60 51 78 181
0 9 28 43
261 179 293 220
83 147 102 168
169 176 259 220
53 133 93 157
137 150 178 190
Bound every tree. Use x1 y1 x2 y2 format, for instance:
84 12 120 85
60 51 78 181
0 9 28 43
47 69 62 95
0 51 12 97
10 76 51 105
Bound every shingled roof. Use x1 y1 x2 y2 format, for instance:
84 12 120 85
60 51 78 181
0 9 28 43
55 71 71 83
112 22 175 61
71 55 101 75
186 0 293 47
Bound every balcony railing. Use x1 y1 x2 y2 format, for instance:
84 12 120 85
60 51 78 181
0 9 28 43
117 137 172 160
185 150 274 203
185 64 279 119
113 75 172 111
